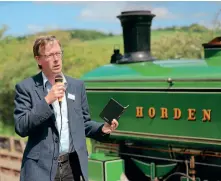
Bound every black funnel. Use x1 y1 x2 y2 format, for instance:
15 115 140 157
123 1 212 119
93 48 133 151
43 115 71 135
116 10 156 64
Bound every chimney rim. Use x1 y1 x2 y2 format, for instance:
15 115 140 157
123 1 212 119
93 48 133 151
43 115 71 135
118 10 155 17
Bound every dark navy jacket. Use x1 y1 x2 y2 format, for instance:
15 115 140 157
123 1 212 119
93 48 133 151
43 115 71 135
14 72 106 181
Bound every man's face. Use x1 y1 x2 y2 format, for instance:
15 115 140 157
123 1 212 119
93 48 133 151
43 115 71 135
36 40 63 76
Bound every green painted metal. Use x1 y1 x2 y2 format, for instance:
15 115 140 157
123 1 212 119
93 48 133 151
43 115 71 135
86 91 221 149
204 48 221 61
81 55 221 179
81 59 221 89
89 152 118 161
131 158 177 179
204 46 221 68
105 160 125 181
88 159 103 181
81 59 221 84
150 162 155 180
180 177 201 181
88 153 125 181
84 81 221 88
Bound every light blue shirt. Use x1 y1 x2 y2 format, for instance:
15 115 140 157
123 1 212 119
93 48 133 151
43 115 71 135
42 72 70 155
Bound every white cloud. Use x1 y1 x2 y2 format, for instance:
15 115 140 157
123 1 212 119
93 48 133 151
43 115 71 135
77 2 177 22
152 7 177 19
77 2 130 22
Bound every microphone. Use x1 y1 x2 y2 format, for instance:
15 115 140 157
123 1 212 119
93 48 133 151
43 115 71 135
55 74 63 107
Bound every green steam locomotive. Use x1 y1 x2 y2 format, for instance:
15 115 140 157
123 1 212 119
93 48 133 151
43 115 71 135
81 10 221 181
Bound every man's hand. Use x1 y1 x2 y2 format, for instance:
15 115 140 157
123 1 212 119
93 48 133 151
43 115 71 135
45 83 65 105
102 119 119 134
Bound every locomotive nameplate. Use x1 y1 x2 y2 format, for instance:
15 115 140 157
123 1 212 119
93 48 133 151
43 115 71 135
87 91 221 140
136 107 211 122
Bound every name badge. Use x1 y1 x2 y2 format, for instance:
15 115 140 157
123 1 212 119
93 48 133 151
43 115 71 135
68 93 75 100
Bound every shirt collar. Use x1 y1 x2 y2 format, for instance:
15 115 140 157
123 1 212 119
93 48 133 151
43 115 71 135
42 72 67 89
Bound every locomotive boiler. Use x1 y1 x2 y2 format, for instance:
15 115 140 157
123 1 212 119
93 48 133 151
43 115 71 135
80 11 221 181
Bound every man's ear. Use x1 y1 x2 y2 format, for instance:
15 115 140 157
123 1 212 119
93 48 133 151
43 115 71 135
35 56 42 66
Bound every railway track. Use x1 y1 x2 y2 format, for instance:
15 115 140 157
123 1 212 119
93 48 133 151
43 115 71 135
0 135 25 181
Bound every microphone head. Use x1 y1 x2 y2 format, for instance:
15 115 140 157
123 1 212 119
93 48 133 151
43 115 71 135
55 74 63 83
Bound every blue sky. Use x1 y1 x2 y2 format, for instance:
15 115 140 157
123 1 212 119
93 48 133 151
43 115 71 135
0 1 220 37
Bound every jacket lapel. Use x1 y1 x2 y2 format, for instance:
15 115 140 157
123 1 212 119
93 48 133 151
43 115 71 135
33 72 58 132
65 76 77 133
33 71 48 100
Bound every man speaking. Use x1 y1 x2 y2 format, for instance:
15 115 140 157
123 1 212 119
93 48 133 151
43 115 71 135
13 35 119 181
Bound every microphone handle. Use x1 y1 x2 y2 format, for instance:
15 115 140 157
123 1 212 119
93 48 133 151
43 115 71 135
55 81 63 106
58 97 62 102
